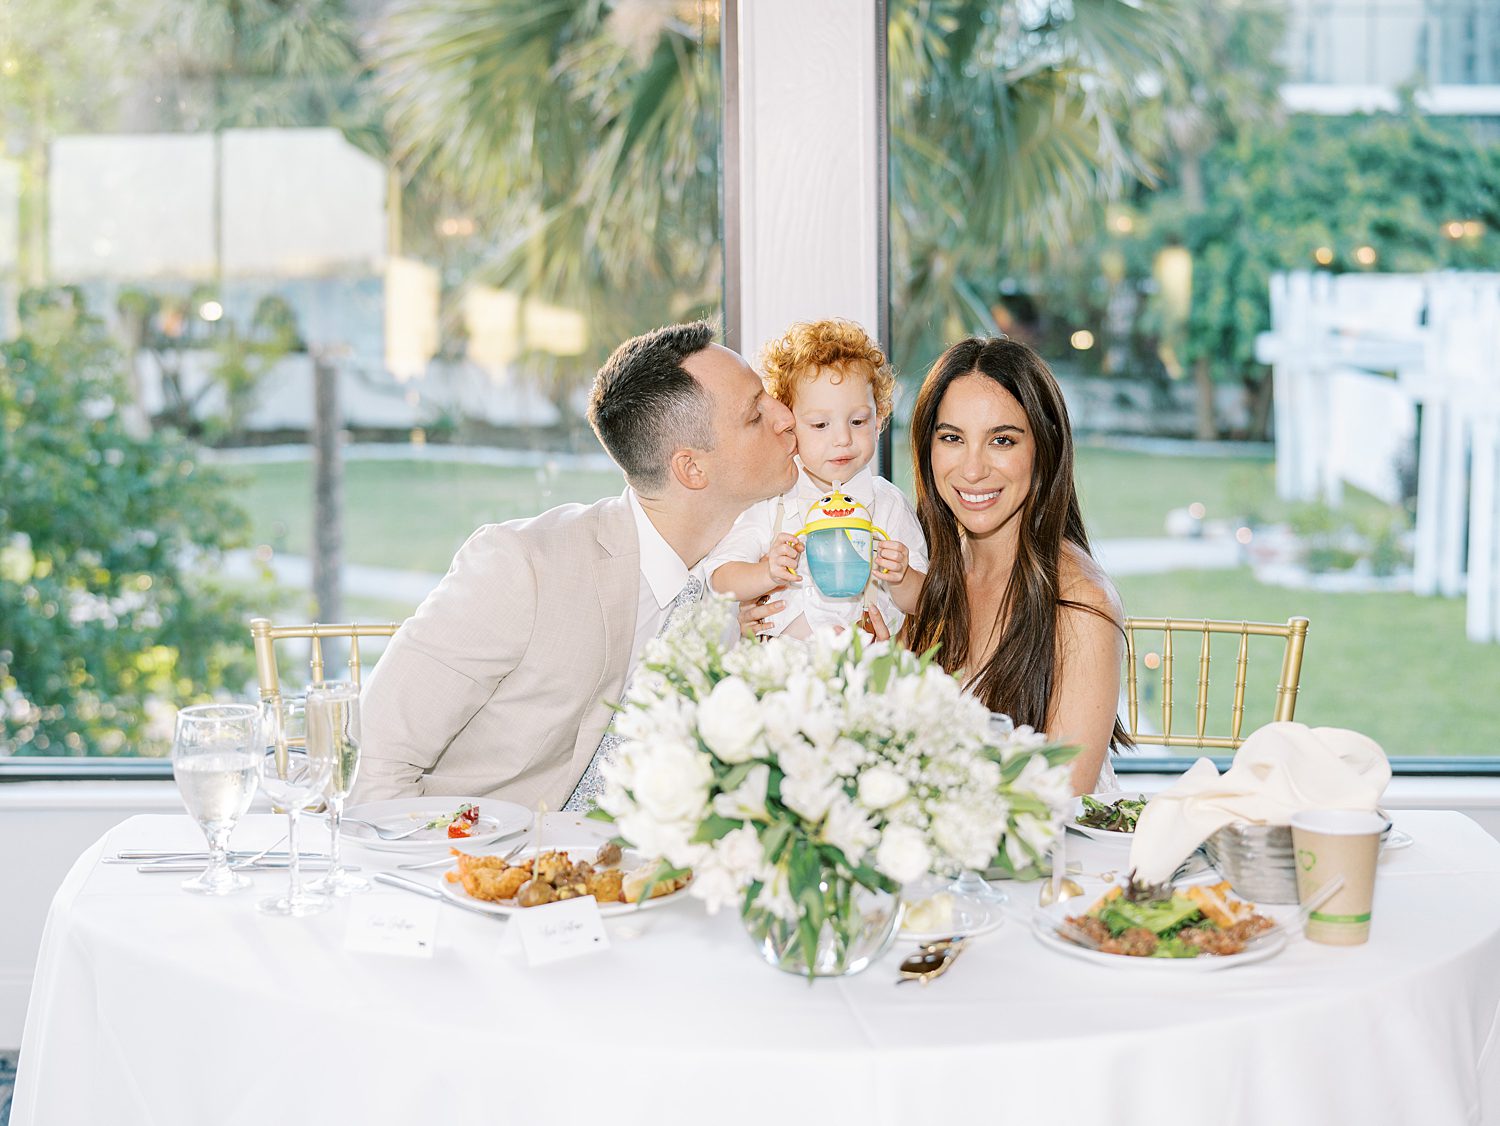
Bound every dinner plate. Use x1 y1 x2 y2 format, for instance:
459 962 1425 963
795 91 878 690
438 845 692 917
340 796 529 853
1030 897 1288 971
1066 790 1148 843
899 891 1008 943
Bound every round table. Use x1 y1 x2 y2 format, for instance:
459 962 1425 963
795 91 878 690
13 810 1500 1126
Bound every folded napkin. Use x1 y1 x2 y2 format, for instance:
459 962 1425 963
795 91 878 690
1129 722 1390 885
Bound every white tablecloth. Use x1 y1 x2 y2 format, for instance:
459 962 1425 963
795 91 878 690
13 811 1500 1126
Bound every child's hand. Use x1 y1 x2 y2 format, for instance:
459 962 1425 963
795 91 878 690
767 532 803 585
873 538 910 583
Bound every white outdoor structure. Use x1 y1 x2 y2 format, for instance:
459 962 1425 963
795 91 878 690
1260 270 1500 642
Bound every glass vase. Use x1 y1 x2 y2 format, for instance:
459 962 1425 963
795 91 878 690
741 872 903 979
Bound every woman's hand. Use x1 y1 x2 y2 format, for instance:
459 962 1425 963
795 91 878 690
739 588 786 640
873 538 909 583
861 604 891 641
766 532 803 586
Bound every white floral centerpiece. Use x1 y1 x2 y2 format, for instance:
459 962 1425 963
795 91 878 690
595 597 1077 978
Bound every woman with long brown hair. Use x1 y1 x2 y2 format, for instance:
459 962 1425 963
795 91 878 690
901 336 1129 793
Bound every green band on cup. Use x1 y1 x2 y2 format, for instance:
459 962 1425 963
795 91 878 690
1309 911 1372 924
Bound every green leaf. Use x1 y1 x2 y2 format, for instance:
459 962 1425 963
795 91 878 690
690 813 743 843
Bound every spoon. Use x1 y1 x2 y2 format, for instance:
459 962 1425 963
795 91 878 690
895 937 969 984
1038 819 1085 906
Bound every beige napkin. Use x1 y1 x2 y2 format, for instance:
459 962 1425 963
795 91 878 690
1128 722 1390 884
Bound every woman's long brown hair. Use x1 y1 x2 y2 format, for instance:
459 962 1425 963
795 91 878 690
904 338 1132 750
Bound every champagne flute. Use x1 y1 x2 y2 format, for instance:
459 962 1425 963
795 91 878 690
257 695 334 916
306 681 369 895
171 704 261 895
948 712 1013 908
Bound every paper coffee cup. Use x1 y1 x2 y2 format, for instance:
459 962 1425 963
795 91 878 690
1290 809 1385 946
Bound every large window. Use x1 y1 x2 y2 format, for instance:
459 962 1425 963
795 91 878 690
886 0 1500 764
2 0 722 759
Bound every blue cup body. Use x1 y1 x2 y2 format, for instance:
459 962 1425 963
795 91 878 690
804 527 873 598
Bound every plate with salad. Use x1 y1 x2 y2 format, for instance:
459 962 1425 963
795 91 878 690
1032 878 1288 971
1068 791 1150 842
340 796 529 853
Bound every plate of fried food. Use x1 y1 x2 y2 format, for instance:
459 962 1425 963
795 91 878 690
441 841 692 916
1033 877 1287 971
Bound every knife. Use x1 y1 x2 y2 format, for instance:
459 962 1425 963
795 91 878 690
135 859 353 873
373 872 506 921
107 851 314 864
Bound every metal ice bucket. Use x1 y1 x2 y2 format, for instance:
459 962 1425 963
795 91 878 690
1205 814 1393 904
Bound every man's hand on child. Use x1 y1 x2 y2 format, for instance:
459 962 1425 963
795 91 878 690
767 532 803 585
874 539 909 583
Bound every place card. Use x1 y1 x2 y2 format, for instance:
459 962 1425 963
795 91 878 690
515 895 611 967
343 895 439 959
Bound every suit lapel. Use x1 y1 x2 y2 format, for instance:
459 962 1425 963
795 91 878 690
591 494 639 707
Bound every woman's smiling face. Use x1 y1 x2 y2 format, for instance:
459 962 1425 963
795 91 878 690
929 373 1034 541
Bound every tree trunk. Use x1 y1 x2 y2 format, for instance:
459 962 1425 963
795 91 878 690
1246 371 1275 442
312 350 343 625
1192 356 1218 441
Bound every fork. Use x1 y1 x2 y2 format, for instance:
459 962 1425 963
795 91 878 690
396 841 525 871
336 815 441 841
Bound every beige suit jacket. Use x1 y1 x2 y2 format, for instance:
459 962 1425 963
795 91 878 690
353 494 639 809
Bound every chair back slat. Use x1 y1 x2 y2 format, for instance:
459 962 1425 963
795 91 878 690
250 618 401 704
1122 615 1310 751
1194 626 1211 741
1160 620 1175 740
1231 628 1250 743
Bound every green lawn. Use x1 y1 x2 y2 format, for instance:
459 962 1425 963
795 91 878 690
1115 568 1500 758
229 459 628 573
226 449 1499 757
234 444 1295 572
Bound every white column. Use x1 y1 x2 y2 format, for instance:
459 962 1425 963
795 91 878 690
728 0 883 363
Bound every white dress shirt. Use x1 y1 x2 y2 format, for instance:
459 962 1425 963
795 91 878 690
626 488 702 675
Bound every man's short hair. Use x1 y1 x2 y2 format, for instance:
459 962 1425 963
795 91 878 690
589 320 717 490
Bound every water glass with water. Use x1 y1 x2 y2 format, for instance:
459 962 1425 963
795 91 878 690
171 703 261 895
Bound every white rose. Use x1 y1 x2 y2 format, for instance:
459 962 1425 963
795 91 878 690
697 677 764 763
616 811 696 864
819 796 878 866
930 801 1001 871
780 774 841 822
714 823 766 878
630 740 713 823
875 823 933 885
712 762 770 821
856 765 909 810
687 862 742 916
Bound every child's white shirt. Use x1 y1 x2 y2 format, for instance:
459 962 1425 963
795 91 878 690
704 464 928 636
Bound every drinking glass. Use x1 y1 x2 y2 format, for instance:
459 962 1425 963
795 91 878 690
306 681 369 896
257 695 334 916
171 704 261 895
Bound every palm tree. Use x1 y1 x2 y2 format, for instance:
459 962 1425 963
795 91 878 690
371 0 1181 399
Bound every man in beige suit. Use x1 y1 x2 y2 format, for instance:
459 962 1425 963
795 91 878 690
354 321 797 808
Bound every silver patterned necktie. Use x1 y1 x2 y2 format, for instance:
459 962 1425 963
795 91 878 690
562 574 703 812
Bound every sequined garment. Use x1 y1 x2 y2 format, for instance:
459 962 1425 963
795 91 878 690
562 575 702 812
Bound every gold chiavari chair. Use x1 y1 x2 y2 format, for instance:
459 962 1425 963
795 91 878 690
1122 616 1310 751
249 618 401 705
